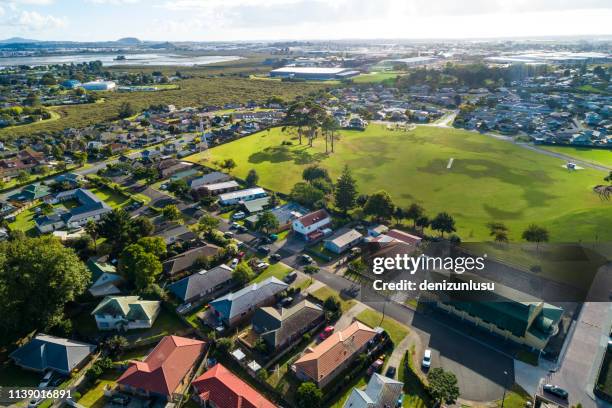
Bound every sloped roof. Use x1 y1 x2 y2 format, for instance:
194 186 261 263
162 244 221 276
91 296 160 321
209 277 288 321
117 335 205 396
168 264 233 302
254 300 323 348
192 363 276 408
9 334 95 374
293 321 376 383
295 209 330 228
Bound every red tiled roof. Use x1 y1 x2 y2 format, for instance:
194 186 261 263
117 335 205 396
192 364 276 408
296 209 330 228
293 322 376 383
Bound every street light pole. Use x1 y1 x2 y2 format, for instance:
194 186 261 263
501 370 509 408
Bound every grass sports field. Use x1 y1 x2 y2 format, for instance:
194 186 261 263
539 145 612 168
186 124 612 242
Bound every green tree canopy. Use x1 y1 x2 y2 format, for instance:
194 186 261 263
334 165 357 214
431 212 457 238
296 382 322 408
427 367 460 405
162 204 182 221
246 169 259 187
291 182 325 207
232 262 254 285
0 236 90 345
521 224 549 249
363 190 395 222
255 211 279 234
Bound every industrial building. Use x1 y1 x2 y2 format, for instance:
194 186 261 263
381 56 438 67
270 66 360 81
81 80 116 91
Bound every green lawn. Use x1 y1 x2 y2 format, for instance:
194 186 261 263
356 309 409 345
89 185 130 209
539 145 612 167
496 384 532 408
251 262 292 283
77 369 121 408
353 72 402 84
329 377 367 408
311 286 356 312
186 124 612 242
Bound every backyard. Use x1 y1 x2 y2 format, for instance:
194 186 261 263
186 124 612 242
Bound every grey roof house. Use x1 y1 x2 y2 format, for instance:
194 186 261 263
162 244 221 277
252 300 324 351
9 334 96 375
168 264 235 304
209 277 288 327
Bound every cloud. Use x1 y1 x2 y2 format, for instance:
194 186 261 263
2 0 55 5
86 0 140 4
6 10 66 30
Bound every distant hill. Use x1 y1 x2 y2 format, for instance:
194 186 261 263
0 37 40 44
116 37 141 45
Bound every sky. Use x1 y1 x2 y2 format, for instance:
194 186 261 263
0 0 611 42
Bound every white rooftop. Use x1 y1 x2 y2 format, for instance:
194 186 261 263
271 67 352 74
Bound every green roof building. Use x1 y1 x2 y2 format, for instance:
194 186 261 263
92 296 161 331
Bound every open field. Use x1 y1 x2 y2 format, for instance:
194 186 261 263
353 71 403 84
186 124 612 242
539 145 612 168
0 76 325 140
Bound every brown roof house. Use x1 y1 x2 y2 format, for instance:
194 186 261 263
292 321 376 388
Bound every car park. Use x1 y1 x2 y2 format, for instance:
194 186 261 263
422 349 432 368
543 384 568 399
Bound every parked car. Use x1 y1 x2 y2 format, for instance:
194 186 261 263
38 371 53 388
367 359 384 375
231 222 240 229
256 262 270 270
224 231 234 238
232 211 246 220
386 366 397 378
319 325 335 340
543 384 568 399
230 258 239 269
258 245 271 254
270 253 282 262
268 233 278 242
284 271 298 283
237 251 246 259
422 349 432 368
301 254 313 264
176 303 192 314
237 225 248 233
280 297 293 307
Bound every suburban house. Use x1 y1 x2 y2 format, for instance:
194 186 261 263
9 334 96 375
343 373 403 408
246 202 307 231
156 224 198 245
425 271 564 351
87 258 124 297
162 244 221 277
292 209 332 241
191 363 276 408
91 296 161 331
35 188 112 233
252 300 324 352
218 187 267 206
54 172 83 187
366 227 422 247
292 321 377 388
8 183 51 202
168 264 235 305
0 148 46 180
198 180 240 196
117 335 206 401
209 277 288 327
242 196 271 215
189 171 232 190
324 229 363 254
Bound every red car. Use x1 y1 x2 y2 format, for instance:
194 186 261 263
319 326 335 340
237 251 246 259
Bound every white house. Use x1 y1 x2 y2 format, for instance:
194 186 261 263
292 209 332 241
218 187 267 205
91 296 161 331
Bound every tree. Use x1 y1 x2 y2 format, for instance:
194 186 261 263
363 190 395 222
198 214 220 233
221 159 236 174
302 165 330 184
167 179 189 197
74 151 88 166
98 210 152 256
118 102 135 118
605 171 612 184
415 215 430 232
0 236 91 345
245 169 259 187
405 203 425 228
85 220 99 251
334 165 357 214
322 115 340 153
232 262 254 285
162 204 182 221
521 224 549 250
120 243 162 289
431 212 456 238
291 182 325 207
104 335 128 356
136 236 166 258
393 207 405 225
296 382 322 408
487 222 508 244
16 171 30 183
255 211 279 235
427 368 460 405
